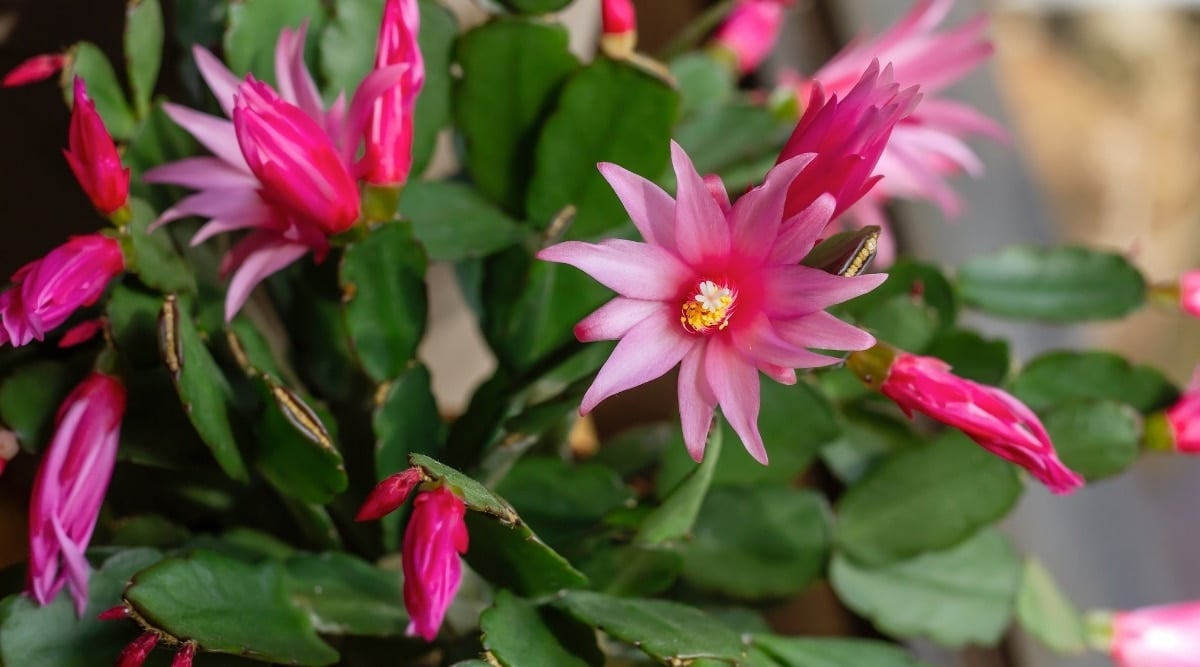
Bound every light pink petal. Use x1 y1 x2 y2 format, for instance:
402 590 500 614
769 193 837 264
162 103 248 169
731 154 814 264
50 515 90 615
762 267 888 318
703 174 732 214
678 343 717 461
275 24 325 122
224 239 310 321
191 205 276 246
670 141 730 267
731 314 844 370
773 311 876 352
143 156 255 190
193 46 240 117
917 98 1007 143
598 162 677 251
538 239 693 301
575 297 661 342
151 188 266 231
758 362 797 385
704 337 767 464
580 306 695 413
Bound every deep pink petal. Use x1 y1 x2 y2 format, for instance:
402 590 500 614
538 239 693 301
581 306 695 413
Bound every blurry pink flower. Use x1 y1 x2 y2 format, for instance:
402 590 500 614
1111 602 1200 667
712 0 794 74
1163 373 1200 454
117 632 158 667
539 141 885 463
355 467 423 521
853 346 1083 493
0 234 124 347
404 486 468 642
783 0 1004 248
145 24 405 320
364 0 423 187
1179 270 1200 318
65 78 130 217
27 373 125 615
2 53 65 87
603 0 637 37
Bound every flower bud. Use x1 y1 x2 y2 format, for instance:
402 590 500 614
65 78 130 217
171 642 197 667
1156 375 1200 453
711 0 792 74
850 344 1084 494
117 632 158 667
0 430 16 478
363 0 424 188
357 468 423 521
601 0 638 59
404 486 468 642
1104 602 1200 666
3 53 66 87
1180 270 1200 318
97 604 130 621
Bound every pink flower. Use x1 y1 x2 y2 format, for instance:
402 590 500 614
145 24 405 320
0 234 124 348
711 0 794 74
171 642 197 667
404 486 468 642
852 346 1083 494
26 373 125 615
363 0 424 187
117 632 158 667
1111 602 1200 667
356 467 423 521
783 0 1004 252
539 141 886 463
2 53 66 87
1180 270 1200 318
1163 373 1200 454
65 78 130 216
600 0 638 57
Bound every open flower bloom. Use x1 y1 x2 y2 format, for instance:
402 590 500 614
539 141 886 464
850 345 1083 494
27 373 125 614
711 0 794 74
364 0 424 187
0 234 124 347
782 0 1004 256
1110 602 1200 667
65 77 130 217
144 23 406 320
2 53 66 87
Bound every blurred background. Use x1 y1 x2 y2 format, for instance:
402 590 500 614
1 1 1199 665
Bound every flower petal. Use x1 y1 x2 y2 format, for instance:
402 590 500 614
538 239 693 301
275 24 325 122
678 343 716 461
575 297 661 342
580 305 695 413
773 311 876 352
598 162 676 251
224 236 310 321
761 266 887 318
769 193 836 265
193 46 240 117
704 337 766 464
730 154 813 264
163 103 248 170
143 156 255 190
670 141 730 267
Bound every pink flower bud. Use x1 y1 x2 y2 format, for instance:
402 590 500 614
3 53 66 87
0 430 16 478
363 0 424 187
233 77 361 234
65 78 130 216
26 373 125 615
1111 602 1200 667
1180 270 1200 318
403 486 468 642
853 346 1084 494
712 0 792 74
58 318 105 349
1163 376 1200 454
603 0 637 36
97 604 130 621
171 642 197 667
356 468 423 521
117 632 158 667
0 234 125 348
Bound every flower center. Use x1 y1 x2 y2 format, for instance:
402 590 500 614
681 280 735 334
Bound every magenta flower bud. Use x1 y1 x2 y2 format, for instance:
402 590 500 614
233 77 361 235
0 234 125 348
26 373 125 615
363 0 424 188
1179 270 1200 318
171 642 197 667
0 430 16 478
851 346 1083 494
97 604 130 621
58 318 105 349
1159 375 1200 454
117 632 158 667
600 0 638 58
403 486 468 642
65 78 130 216
712 0 793 74
356 468 423 521
3 53 66 87
1109 602 1200 667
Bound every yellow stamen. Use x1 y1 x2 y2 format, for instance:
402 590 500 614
681 280 734 334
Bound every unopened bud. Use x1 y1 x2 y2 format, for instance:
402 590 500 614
116 632 158 667
171 642 197 667
3 53 66 87
601 0 637 58
357 467 423 521
97 604 130 621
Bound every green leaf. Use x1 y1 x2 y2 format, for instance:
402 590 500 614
754 636 926 667
555 590 747 664
578 546 683 597
670 53 734 118
925 329 1010 385
124 0 163 116
856 296 939 352
956 245 1146 322
340 223 428 383
410 453 519 523
497 0 573 13
495 458 632 548
374 365 442 549
108 282 169 370
254 377 348 504
159 295 250 482
124 551 339 665
830 530 1021 647
820 410 917 485
1041 400 1140 481
682 486 829 599
526 57 678 238
1015 559 1088 655
123 199 196 293
455 18 578 215
839 259 959 335
400 181 528 261
481 591 592 667
1010 350 1178 413
66 42 137 140
0 549 162 667
284 553 407 637
636 424 722 546
835 432 1022 566
224 0 325 81
0 360 85 454
410 0 457 176
318 0 383 96
672 103 791 192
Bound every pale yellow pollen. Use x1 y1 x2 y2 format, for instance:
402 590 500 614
681 280 735 333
